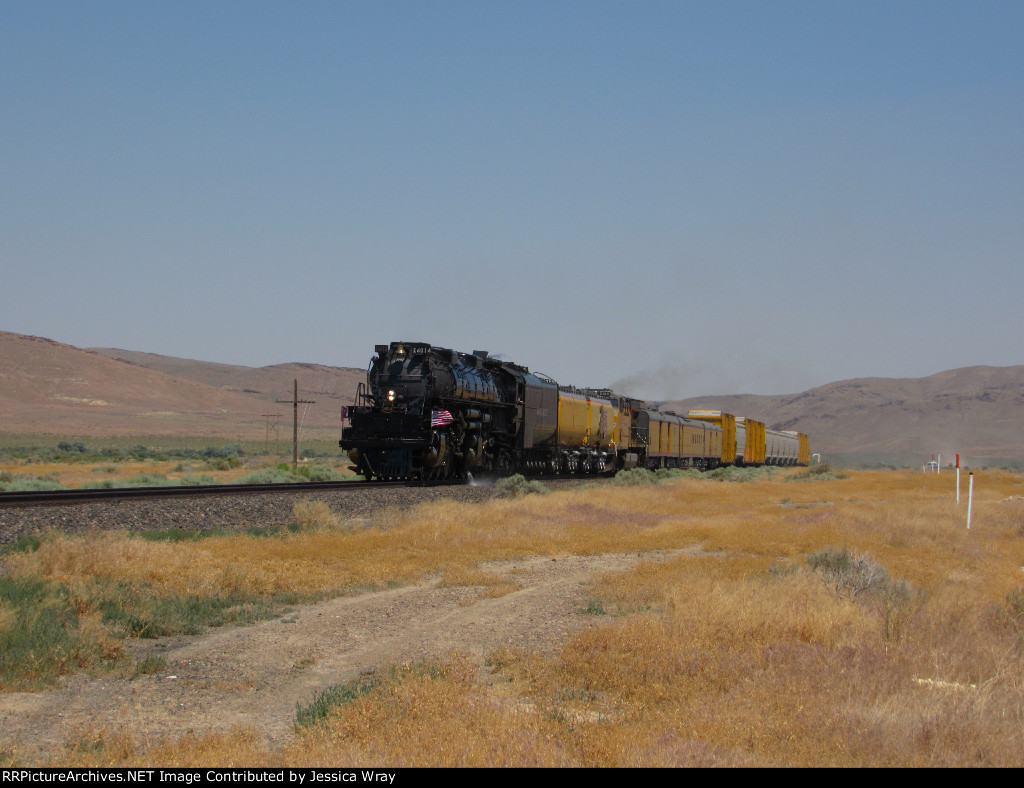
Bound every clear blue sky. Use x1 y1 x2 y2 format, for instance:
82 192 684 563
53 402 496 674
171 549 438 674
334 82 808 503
3 1 1022 400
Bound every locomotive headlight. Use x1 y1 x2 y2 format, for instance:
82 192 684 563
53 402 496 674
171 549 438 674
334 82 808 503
387 390 396 402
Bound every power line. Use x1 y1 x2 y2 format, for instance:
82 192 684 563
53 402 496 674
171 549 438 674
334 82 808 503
261 414 282 455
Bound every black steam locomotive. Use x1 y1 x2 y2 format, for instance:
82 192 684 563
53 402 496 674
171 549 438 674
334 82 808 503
340 341 808 481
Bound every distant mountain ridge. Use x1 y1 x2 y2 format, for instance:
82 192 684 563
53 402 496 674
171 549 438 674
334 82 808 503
88 346 364 437
0 331 362 441
2 331 1022 464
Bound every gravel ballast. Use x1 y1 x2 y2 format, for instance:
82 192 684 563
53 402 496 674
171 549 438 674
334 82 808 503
0 484 504 547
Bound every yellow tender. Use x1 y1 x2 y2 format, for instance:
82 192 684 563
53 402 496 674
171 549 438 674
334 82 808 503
556 390 619 449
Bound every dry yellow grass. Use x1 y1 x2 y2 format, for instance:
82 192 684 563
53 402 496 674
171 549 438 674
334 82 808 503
10 468 1024 766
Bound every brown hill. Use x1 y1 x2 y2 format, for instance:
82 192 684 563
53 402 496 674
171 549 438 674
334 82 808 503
0 332 362 442
88 346 365 440
661 365 1024 466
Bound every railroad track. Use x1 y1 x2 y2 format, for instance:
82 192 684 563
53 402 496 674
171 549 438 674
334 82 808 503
0 479 409 507
0 474 602 548
0 479 488 548
0 474 601 508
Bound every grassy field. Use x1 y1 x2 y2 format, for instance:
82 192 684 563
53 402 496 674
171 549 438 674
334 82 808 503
0 458 357 490
0 434 355 490
2 467 1023 766
0 435 345 463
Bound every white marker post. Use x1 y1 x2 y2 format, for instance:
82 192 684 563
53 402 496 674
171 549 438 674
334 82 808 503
937 453 941 474
967 472 974 530
956 453 961 503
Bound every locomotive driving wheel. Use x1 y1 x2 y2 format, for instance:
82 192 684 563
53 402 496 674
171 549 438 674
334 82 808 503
428 430 452 480
495 449 515 477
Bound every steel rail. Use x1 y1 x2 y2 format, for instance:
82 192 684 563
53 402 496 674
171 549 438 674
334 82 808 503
0 479 412 507
0 471 606 508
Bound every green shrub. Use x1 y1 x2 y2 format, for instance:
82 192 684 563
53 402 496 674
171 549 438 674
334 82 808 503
79 479 119 489
495 474 548 497
235 464 345 484
204 457 242 471
120 473 173 488
236 468 307 485
806 547 894 599
200 445 243 459
611 464 774 485
179 474 218 486
0 475 66 492
308 464 347 481
805 546 915 642
707 465 775 482
612 468 658 486
787 462 848 481
613 467 708 485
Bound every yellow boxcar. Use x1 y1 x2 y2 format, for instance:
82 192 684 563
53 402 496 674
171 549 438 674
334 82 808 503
688 410 736 466
557 390 618 449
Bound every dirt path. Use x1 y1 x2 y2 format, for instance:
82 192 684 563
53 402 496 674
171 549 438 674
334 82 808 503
1 550 677 761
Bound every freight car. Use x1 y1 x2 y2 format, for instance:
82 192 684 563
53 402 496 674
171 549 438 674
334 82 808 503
340 341 809 481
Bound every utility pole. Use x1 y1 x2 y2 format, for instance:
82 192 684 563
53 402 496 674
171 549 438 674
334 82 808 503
276 379 315 471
